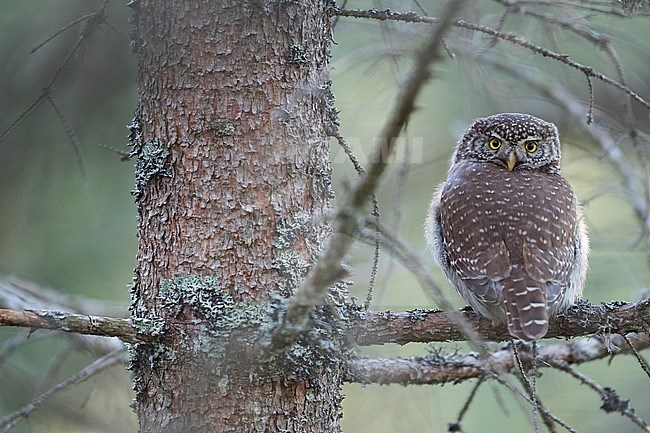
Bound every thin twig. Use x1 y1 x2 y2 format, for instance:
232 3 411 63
45 92 89 184
585 75 595 124
334 8 650 109
513 343 541 433
532 341 542 431
512 342 557 433
364 202 381 310
364 217 488 356
622 333 650 380
267 0 467 354
99 142 132 161
550 360 650 432
332 131 382 310
30 12 98 53
449 376 485 432
0 0 109 146
372 140 412 307
0 349 126 433
489 373 578 433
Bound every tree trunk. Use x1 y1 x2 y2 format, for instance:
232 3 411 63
128 1 340 431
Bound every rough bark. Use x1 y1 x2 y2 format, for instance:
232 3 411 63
128 2 341 432
347 300 650 345
348 333 650 385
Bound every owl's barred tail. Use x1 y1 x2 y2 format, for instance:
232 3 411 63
504 267 549 341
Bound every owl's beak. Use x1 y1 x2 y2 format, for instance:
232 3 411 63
506 151 517 171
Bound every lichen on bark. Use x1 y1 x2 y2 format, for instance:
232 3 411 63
128 1 344 431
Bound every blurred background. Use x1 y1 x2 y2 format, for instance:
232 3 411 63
0 1 648 432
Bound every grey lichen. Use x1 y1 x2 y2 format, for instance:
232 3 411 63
263 290 355 382
210 118 236 137
407 308 429 322
129 273 355 389
131 316 167 337
272 251 311 295
128 117 172 199
321 81 340 137
127 339 177 404
619 0 650 15
287 43 310 66
158 275 271 362
158 275 231 321
128 275 273 401
562 299 595 328
131 138 172 198
127 117 143 156
267 212 356 380
217 375 230 396
273 213 310 249
272 213 312 295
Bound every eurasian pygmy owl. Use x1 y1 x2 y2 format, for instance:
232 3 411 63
425 113 589 341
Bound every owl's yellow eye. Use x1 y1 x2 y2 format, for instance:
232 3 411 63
525 141 538 153
488 137 502 150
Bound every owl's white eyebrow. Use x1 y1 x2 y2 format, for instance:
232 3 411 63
488 133 505 140
518 136 542 144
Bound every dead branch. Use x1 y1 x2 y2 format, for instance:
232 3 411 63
348 299 650 345
0 348 126 433
0 299 646 346
0 309 150 344
550 359 650 432
346 333 650 385
0 276 128 318
0 276 130 355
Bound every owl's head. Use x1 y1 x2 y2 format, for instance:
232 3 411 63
454 113 561 173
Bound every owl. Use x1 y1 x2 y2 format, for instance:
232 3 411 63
425 113 589 341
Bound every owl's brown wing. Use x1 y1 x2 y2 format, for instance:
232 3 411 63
523 242 576 306
451 240 511 305
450 238 552 341
521 190 579 306
512 187 578 339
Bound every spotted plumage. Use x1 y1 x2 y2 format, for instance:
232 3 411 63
425 113 589 341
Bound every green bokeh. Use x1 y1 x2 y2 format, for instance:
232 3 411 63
1 1 649 432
